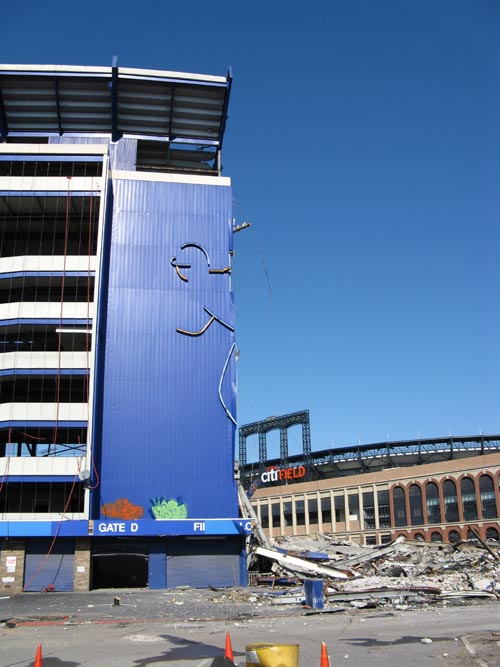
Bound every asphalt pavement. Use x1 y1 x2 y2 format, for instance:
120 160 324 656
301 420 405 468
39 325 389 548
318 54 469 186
1 588 499 666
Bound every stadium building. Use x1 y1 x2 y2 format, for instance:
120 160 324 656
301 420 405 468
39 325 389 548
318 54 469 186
240 412 500 546
0 61 249 593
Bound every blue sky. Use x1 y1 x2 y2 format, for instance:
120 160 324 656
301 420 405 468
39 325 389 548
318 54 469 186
3 1 500 456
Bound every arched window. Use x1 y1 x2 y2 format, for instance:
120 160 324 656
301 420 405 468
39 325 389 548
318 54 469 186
486 527 499 541
431 531 443 542
393 487 407 527
448 529 460 543
479 475 497 519
443 480 459 522
413 532 425 541
461 477 478 521
425 482 441 524
466 528 477 541
409 484 423 526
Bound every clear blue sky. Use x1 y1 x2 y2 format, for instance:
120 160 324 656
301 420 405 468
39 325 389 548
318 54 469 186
3 1 500 457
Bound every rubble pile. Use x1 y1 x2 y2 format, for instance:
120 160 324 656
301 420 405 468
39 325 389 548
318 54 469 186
250 534 500 610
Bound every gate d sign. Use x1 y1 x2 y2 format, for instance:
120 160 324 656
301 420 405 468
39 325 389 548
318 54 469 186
97 522 139 534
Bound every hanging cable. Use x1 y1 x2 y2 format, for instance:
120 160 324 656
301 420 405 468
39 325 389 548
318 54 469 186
53 177 72 451
21 472 79 592
0 427 11 494
86 179 100 489
86 180 93 403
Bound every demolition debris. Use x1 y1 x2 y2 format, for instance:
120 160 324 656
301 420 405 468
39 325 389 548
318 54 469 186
248 533 500 610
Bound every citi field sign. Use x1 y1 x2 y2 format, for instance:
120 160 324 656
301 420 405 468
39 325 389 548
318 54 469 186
260 465 306 484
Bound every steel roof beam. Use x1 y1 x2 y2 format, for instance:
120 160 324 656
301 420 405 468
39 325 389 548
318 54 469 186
54 77 63 136
0 83 8 141
240 434 500 477
0 65 231 155
110 56 119 143
168 85 175 140
218 67 232 151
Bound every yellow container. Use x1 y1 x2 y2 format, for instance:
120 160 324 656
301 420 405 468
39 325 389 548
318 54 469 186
246 643 299 667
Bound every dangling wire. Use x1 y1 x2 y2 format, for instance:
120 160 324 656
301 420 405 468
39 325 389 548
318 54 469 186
53 177 72 451
86 180 93 404
86 180 100 490
21 472 79 592
0 427 11 494
232 192 273 303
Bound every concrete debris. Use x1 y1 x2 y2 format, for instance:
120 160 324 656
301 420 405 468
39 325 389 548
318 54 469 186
249 534 500 610
255 546 352 579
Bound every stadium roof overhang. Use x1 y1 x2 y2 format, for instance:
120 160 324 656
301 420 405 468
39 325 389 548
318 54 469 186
241 434 500 485
0 61 232 154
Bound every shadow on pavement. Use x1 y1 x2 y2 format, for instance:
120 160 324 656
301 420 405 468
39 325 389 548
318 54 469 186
130 634 234 665
343 635 452 647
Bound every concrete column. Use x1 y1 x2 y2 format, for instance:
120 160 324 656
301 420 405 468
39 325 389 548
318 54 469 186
373 484 380 530
330 490 336 533
344 488 350 532
0 538 25 594
291 496 297 534
359 488 365 531
304 493 310 534
74 537 91 591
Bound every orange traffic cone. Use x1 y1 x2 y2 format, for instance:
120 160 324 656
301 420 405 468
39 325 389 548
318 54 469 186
224 632 234 664
320 641 330 667
34 644 43 667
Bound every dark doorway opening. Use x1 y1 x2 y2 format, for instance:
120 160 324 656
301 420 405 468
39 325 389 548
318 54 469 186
92 554 148 589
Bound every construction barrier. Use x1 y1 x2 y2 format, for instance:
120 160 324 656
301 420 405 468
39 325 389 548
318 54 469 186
225 632 235 664
246 643 299 667
320 641 330 667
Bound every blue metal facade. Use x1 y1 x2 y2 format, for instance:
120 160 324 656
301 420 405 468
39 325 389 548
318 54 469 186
95 177 238 521
0 63 248 591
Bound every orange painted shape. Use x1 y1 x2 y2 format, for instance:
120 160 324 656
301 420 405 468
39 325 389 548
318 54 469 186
101 498 144 520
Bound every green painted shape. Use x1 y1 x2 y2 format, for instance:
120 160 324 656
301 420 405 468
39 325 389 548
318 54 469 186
151 497 188 520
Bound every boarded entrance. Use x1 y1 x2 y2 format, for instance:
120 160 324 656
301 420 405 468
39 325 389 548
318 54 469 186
24 538 75 592
166 538 241 588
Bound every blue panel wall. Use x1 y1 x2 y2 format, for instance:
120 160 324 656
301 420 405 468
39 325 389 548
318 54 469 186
95 177 237 522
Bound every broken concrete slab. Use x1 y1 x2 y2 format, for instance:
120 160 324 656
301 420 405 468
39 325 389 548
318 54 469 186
248 533 500 610
255 546 352 579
